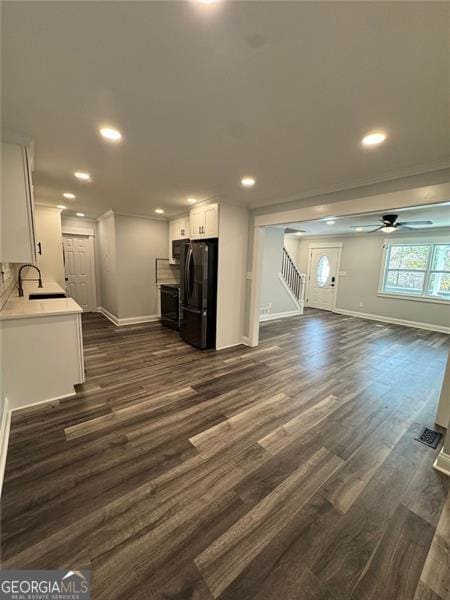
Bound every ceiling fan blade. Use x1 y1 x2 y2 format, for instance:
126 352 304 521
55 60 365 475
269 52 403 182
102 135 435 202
350 225 378 229
284 227 304 234
361 226 384 233
397 220 433 226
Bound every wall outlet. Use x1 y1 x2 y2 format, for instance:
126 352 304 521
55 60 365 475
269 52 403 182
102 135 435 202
246 272 253 280
359 302 364 308
260 305 271 315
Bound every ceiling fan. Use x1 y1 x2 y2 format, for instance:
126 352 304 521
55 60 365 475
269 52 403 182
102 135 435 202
352 214 433 233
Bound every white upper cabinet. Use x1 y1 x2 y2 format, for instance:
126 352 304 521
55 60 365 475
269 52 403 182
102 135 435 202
170 216 190 240
189 207 204 240
190 203 219 239
1 138 37 264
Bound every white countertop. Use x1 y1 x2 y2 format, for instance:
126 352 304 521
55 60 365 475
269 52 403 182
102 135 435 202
0 280 82 321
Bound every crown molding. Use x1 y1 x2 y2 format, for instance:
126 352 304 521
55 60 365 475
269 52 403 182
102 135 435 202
251 163 450 212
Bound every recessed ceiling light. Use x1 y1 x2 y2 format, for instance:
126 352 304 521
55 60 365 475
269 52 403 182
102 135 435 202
361 131 386 147
155 208 164 214
241 176 256 188
74 171 91 181
76 212 85 217
57 205 66 210
187 198 198 204
326 220 336 225
63 192 76 199
99 127 122 142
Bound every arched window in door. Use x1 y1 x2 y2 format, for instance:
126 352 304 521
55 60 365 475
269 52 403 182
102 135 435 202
316 255 330 287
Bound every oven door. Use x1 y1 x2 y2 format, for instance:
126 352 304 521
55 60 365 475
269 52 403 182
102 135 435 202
160 287 180 330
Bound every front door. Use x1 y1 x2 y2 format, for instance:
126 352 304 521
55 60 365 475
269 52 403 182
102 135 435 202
63 234 95 311
307 247 340 310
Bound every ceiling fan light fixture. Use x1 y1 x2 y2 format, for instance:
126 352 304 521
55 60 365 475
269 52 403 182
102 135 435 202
381 225 396 233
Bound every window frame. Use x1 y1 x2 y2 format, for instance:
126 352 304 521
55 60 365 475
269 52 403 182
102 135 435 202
378 238 450 305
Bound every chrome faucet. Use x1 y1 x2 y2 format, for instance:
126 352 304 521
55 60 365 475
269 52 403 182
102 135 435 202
18 264 43 297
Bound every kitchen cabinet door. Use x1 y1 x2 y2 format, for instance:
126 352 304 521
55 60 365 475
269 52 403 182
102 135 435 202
1 141 36 263
203 204 219 238
190 208 204 239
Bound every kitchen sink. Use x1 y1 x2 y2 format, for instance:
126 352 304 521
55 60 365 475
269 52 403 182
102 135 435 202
29 293 67 299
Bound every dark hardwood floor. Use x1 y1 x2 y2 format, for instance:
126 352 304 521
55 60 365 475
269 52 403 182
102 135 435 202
1 309 449 599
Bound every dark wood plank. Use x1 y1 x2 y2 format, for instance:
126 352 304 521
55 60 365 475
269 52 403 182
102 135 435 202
349 504 435 600
1 309 448 600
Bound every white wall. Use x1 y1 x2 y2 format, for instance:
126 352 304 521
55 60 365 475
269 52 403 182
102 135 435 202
297 230 450 330
34 206 65 286
97 212 118 317
260 228 298 316
216 204 249 349
115 214 168 319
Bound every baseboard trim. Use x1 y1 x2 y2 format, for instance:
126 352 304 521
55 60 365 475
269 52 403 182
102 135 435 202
277 273 304 313
11 392 76 416
332 308 450 335
0 397 11 498
97 306 120 325
433 447 450 476
118 314 159 325
97 307 159 327
260 309 301 323
216 341 245 351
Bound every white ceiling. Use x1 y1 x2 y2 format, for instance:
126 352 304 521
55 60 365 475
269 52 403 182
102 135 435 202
2 2 450 219
283 203 450 237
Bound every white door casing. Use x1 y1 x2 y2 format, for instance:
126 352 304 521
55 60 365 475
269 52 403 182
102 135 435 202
306 245 342 311
63 234 96 311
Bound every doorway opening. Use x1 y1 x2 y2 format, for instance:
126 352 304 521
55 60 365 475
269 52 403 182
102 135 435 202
248 198 449 348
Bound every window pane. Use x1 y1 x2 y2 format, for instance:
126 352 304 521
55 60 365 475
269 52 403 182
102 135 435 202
431 244 450 271
316 255 330 287
427 273 450 299
388 245 430 270
385 270 425 294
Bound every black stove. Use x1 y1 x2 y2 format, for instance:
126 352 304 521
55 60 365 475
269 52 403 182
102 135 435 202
160 284 180 330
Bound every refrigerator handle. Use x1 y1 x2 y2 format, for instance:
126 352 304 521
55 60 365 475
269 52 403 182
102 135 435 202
184 245 190 303
186 245 194 302
202 244 208 308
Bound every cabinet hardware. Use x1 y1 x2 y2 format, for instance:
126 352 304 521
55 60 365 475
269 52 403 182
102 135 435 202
37 242 42 255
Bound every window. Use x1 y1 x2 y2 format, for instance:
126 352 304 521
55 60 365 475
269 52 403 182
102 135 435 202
381 242 450 301
316 255 330 287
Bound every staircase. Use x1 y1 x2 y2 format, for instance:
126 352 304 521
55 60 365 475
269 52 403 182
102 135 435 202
280 247 306 314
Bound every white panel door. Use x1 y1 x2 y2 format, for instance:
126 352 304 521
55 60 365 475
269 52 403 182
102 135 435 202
63 235 95 311
307 247 340 310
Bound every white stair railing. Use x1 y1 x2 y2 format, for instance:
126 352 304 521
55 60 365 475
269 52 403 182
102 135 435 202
281 247 306 308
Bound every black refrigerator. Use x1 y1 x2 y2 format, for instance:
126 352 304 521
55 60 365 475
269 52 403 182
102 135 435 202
180 239 218 350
